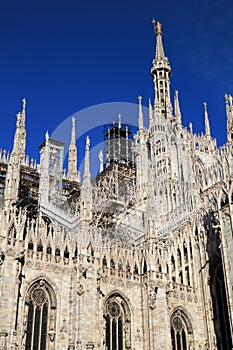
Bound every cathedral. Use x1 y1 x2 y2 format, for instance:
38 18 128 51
0 20 233 350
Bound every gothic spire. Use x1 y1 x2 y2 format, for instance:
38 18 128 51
204 102 211 137
225 94 233 142
149 98 153 129
118 114 122 129
83 136 91 184
98 150 104 173
174 90 182 125
80 136 92 222
4 98 27 209
68 117 79 182
154 21 165 60
21 98 26 126
151 20 172 116
138 96 144 131
12 98 27 162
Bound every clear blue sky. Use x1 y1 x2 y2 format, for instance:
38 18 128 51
0 0 233 173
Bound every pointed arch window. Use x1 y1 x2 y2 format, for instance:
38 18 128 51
64 246 69 259
143 259 147 274
28 241 34 250
170 310 193 350
37 241 43 252
104 293 131 350
24 279 56 350
46 244 52 254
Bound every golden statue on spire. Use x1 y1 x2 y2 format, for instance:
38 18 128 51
152 19 162 34
156 21 162 34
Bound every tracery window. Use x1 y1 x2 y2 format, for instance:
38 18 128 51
26 289 48 350
171 310 192 350
104 293 131 350
24 279 56 350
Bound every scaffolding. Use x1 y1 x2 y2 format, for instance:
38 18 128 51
91 121 137 244
103 120 134 168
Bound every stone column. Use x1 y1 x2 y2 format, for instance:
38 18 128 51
10 330 18 350
0 331 8 350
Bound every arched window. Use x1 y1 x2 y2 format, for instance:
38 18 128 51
170 310 193 350
46 244 52 255
37 241 43 253
143 259 147 274
64 246 69 259
55 248 60 256
24 279 56 350
220 190 229 208
104 292 131 350
28 241 34 250
103 256 107 268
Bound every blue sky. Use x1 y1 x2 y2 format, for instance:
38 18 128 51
0 0 233 175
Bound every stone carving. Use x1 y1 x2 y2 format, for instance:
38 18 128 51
48 329 56 342
149 287 158 310
76 339 82 350
0 331 8 347
60 319 68 340
86 341 94 349
77 283 85 296
68 340 75 349
135 328 142 341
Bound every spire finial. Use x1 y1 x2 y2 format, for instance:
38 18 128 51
153 19 165 60
71 116 76 143
174 90 182 125
138 95 144 131
68 116 79 182
98 150 103 173
22 98 26 113
118 114 121 129
19 97 26 127
84 136 91 181
45 130 49 141
11 98 27 160
72 115 75 127
225 93 228 104
85 135 90 151
152 19 162 35
156 21 162 34
204 101 211 137
151 19 171 113
81 135 92 221
149 98 153 128
226 94 233 143
189 122 193 133
229 94 233 106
